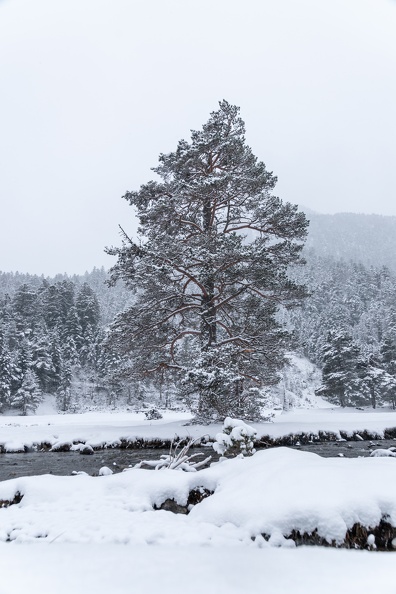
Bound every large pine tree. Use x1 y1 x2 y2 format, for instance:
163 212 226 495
107 101 308 421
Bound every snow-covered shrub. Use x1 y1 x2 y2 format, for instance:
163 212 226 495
144 408 163 420
134 437 211 472
213 417 257 457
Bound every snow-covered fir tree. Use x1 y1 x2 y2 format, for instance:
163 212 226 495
315 331 363 407
0 325 15 410
10 369 42 415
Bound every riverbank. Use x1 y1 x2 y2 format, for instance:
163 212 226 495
1 408 396 453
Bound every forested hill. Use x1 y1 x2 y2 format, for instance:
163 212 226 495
302 211 396 272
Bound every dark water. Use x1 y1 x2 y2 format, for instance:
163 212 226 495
0 447 216 482
1 440 396 482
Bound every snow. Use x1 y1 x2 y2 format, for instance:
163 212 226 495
213 416 257 455
34 393 58 415
0 544 394 594
0 448 395 592
1 414 396 592
369 448 396 457
1 407 396 452
1 448 396 547
98 466 113 476
275 353 331 409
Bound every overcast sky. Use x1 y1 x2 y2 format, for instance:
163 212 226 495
1 0 395 276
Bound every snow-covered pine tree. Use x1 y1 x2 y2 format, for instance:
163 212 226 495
31 324 54 392
359 354 396 409
11 369 42 415
12 284 39 329
41 283 63 330
76 283 100 335
62 306 84 354
57 360 72 412
315 330 363 407
107 101 308 421
0 325 14 410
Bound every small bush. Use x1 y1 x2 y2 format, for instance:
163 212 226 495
213 417 257 457
144 408 163 420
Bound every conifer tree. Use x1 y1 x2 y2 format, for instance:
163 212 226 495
57 360 72 412
0 326 14 410
12 284 39 328
76 283 100 335
11 369 42 415
107 101 308 421
41 284 63 330
62 306 84 353
31 325 54 392
316 331 363 406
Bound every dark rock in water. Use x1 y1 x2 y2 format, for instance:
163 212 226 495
79 445 94 455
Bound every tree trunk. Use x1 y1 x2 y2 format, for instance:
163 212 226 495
197 197 218 419
201 196 216 349
370 383 376 409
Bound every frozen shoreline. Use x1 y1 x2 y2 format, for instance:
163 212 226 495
1 408 396 453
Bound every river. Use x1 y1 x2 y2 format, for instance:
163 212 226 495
1 439 395 482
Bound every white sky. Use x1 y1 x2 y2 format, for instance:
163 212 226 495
1 0 395 276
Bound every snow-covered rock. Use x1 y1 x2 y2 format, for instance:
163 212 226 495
98 466 113 476
369 448 396 458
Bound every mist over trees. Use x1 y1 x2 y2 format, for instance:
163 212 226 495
303 212 396 274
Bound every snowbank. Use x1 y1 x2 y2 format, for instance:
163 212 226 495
1 408 396 452
1 448 395 548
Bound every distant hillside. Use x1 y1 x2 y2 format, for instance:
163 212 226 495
303 212 396 272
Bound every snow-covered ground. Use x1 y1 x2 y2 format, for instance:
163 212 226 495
1 447 396 593
0 544 395 594
2 448 396 545
2 404 396 593
1 407 396 452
